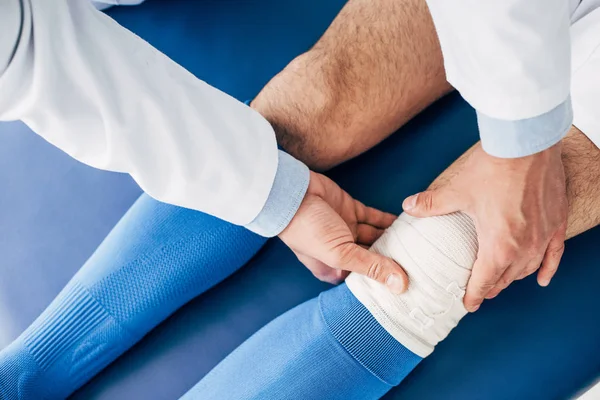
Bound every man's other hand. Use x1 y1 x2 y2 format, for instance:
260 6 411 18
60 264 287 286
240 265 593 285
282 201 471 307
402 143 568 311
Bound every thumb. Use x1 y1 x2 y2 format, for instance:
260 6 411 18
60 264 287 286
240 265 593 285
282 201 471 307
402 188 460 218
328 243 409 294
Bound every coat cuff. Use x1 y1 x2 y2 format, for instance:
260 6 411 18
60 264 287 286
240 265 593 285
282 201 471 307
477 97 573 158
244 150 309 237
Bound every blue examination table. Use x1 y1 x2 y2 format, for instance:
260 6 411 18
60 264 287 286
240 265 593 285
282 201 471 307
0 0 598 398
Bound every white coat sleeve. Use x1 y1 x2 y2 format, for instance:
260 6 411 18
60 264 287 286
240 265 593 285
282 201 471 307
425 0 572 120
426 0 574 158
0 0 308 233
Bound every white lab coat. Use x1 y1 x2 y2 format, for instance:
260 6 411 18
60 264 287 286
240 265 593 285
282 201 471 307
0 0 278 227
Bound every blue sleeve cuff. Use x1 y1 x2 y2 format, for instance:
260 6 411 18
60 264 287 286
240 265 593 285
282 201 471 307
477 97 573 158
244 150 310 237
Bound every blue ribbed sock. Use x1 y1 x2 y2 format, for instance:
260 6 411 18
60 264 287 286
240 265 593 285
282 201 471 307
183 283 422 400
0 194 267 399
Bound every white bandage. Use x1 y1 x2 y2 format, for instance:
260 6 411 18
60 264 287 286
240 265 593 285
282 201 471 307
346 212 478 357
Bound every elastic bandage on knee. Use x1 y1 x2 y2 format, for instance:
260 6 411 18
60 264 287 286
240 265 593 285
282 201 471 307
346 212 478 357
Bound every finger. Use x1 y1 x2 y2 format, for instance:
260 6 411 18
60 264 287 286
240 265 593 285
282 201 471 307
464 256 509 312
517 256 544 281
356 224 385 246
516 270 531 281
355 201 397 229
537 226 567 287
485 286 502 300
326 242 408 294
402 188 462 218
486 257 540 300
494 263 521 293
499 257 539 289
296 253 347 285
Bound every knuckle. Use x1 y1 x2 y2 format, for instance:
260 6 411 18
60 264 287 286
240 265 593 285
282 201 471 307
549 242 566 259
528 233 545 252
488 265 507 282
528 249 542 261
419 192 434 211
334 244 356 267
526 243 541 258
523 266 538 277
465 297 482 309
314 273 330 283
478 282 497 293
493 246 517 267
470 279 496 297
516 273 528 281
311 268 330 281
323 276 340 285
367 262 384 281
494 256 512 270
315 270 341 285
498 277 512 289
545 261 560 274
333 269 347 282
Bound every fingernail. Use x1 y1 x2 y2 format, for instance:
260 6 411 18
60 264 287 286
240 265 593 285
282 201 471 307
539 277 551 287
469 304 480 313
386 274 405 294
403 194 418 211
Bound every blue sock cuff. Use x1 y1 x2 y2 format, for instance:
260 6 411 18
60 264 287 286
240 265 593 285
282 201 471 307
24 281 115 370
4 280 133 399
319 284 422 386
0 340 45 400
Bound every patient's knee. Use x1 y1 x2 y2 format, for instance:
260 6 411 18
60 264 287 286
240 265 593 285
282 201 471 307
347 212 478 357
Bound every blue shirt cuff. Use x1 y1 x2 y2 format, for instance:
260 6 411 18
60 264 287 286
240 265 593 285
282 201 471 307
244 150 310 237
477 97 573 158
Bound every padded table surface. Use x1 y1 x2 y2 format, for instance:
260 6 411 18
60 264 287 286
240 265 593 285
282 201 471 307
0 0 599 399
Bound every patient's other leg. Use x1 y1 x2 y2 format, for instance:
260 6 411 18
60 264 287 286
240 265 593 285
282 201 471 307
0 195 266 399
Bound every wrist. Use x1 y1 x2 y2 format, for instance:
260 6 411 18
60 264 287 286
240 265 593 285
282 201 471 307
483 142 565 186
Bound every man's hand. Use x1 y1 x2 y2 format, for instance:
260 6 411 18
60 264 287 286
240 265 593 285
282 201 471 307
402 143 568 311
279 171 408 294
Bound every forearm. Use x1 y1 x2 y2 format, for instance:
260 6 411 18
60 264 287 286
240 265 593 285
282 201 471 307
252 0 450 170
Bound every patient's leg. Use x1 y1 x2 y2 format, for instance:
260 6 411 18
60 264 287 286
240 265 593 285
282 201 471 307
0 194 266 399
252 0 449 171
183 127 600 399
0 1 449 398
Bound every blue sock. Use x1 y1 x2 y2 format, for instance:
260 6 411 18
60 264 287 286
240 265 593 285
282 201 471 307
0 194 267 399
183 283 422 400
